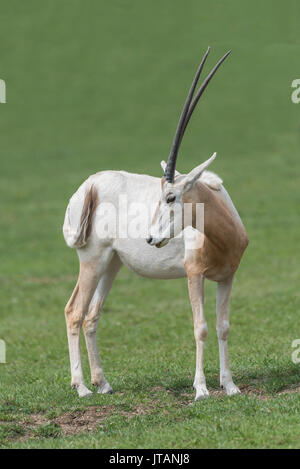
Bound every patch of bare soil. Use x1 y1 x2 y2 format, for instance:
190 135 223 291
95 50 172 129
49 406 115 435
25 406 115 436
278 385 300 395
15 403 154 440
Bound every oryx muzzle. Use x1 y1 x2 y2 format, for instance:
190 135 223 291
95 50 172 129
164 47 231 184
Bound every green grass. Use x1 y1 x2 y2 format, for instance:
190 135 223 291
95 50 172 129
0 0 300 448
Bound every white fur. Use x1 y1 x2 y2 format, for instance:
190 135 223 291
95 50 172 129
63 162 244 399
200 170 223 190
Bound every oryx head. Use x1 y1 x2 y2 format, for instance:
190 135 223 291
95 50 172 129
147 47 230 248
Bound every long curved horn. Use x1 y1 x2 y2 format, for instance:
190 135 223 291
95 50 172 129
164 49 231 183
179 50 231 144
164 47 210 183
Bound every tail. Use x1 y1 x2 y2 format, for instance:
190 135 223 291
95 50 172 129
63 184 99 248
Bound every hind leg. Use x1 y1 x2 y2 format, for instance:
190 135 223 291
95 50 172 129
64 247 113 397
83 253 122 394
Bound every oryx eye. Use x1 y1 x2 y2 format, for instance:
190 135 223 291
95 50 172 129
166 194 176 204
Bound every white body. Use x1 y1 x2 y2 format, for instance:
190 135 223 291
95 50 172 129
63 166 247 400
64 169 237 278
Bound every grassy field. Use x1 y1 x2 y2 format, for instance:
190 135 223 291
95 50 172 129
0 0 300 449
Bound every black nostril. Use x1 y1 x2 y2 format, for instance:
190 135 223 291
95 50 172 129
146 236 153 244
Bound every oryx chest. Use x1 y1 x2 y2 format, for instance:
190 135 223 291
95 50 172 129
184 238 237 281
183 224 246 282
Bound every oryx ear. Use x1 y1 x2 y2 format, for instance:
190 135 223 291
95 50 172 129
160 161 181 177
183 152 217 192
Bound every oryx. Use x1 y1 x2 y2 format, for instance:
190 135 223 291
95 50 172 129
63 47 249 400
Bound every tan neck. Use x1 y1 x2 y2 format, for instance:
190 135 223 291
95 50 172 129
183 181 238 251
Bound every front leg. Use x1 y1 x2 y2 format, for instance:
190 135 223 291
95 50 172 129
216 276 240 396
187 275 209 400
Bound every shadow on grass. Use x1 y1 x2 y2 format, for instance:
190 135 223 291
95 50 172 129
146 363 300 400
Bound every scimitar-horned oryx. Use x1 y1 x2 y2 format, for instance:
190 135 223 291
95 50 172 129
63 47 249 400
